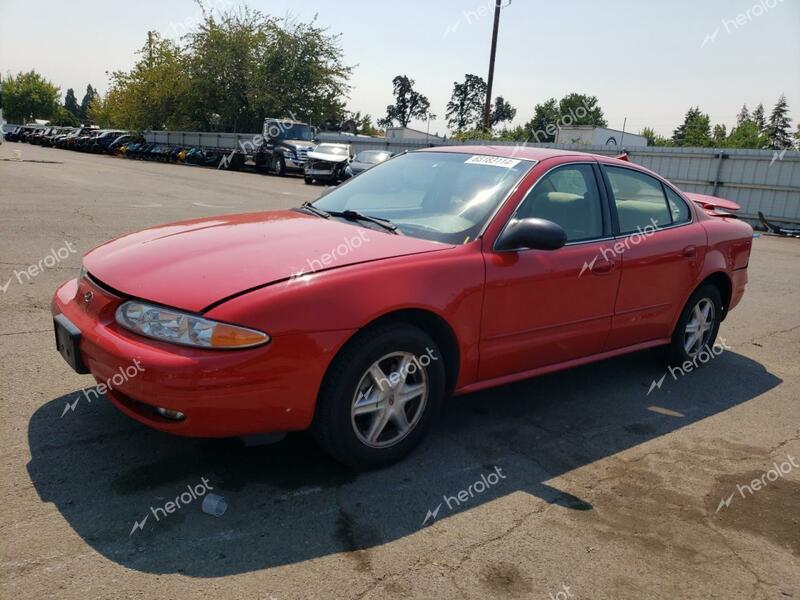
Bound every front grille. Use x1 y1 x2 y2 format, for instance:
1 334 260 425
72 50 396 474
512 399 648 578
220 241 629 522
296 147 309 160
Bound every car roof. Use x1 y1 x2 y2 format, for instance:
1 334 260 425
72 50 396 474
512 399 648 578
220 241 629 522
416 144 668 179
417 144 605 162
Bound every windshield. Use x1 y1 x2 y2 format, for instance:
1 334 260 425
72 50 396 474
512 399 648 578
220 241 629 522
313 151 534 244
356 151 391 164
315 145 348 156
268 122 313 141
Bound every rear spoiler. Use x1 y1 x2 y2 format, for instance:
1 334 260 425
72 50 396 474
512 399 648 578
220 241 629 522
683 192 741 213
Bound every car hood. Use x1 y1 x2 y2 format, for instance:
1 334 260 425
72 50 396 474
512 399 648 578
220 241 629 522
282 140 314 150
308 150 349 163
83 210 451 312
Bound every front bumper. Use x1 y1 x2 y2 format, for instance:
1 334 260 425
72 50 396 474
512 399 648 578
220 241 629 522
51 276 352 437
285 157 306 170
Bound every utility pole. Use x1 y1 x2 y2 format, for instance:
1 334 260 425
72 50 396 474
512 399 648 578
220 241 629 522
482 0 505 132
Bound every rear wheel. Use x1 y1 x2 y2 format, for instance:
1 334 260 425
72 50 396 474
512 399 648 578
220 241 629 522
304 176 313 184
312 324 445 469
666 283 723 365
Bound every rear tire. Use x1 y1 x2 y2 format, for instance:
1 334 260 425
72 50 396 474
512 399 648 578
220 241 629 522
312 324 445 469
665 283 723 366
304 176 313 184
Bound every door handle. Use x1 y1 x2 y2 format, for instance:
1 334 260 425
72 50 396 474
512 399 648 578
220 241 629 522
592 260 615 274
682 245 697 258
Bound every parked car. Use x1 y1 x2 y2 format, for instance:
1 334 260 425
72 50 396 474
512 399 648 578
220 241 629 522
90 130 127 153
4 126 23 142
254 117 317 176
107 134 136 154
344 150 393 179
304 143 353 184
51 146 753 468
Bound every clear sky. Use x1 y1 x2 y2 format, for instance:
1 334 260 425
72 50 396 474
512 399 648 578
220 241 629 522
1 0 799 137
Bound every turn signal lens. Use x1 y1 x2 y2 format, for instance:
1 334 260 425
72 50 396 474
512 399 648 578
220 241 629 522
115 300 270 350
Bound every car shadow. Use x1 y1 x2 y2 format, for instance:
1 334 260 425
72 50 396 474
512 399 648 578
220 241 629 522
27 348 781 577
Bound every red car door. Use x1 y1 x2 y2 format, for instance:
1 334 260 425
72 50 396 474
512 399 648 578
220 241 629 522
479 162 622 381
599 164 707 350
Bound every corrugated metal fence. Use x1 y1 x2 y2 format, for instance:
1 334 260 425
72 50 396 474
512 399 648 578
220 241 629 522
144 130 800 226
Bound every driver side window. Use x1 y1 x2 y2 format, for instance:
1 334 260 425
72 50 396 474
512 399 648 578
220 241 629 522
515 164 604 243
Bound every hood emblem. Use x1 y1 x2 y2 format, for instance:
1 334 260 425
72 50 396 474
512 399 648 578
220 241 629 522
83 291 94 304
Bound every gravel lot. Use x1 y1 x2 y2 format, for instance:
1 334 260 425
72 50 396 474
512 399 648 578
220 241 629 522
1 142 798 600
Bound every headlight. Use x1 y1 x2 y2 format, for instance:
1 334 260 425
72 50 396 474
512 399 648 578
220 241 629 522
115 300 270 350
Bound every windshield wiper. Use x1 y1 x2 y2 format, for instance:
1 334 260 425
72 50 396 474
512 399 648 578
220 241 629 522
297 202 330 218
329 210 400 234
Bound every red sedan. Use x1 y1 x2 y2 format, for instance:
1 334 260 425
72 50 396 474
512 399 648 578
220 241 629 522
52 146 753 467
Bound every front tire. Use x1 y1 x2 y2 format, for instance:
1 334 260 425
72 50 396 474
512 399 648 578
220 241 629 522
666 283 723 365
312 324 445 469
272 154 286 176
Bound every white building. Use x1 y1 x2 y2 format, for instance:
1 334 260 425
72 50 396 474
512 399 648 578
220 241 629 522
555 126 648 148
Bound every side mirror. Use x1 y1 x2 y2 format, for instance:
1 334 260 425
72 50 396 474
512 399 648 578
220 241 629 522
496 218 567 252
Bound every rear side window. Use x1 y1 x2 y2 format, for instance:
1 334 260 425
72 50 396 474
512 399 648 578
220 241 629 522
604 166 672 234
664 186 692 224
515 164 604 242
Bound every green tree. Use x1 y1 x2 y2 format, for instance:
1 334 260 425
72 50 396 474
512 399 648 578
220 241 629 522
712 123 727 145
0 70 60 123
736 104 750 125
640 126 672 146
351 112 382 136
253 13 351 127
520 93 606 143
522 98 560 142
64 88 80 119
105 32 191 130
445 74 486 133
726 119 768 149
379 75 430 128
79 84 97 123
752 103 767 134
489 96 516 128
49 105 80 126
765 94 793 150
672 107 712 147
558 93 607 128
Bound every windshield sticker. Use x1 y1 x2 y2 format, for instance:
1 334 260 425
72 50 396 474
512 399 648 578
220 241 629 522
465 155 522 168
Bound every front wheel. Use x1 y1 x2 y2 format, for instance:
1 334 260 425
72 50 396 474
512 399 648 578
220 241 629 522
666 283 723 365
272 154 286 176
312 324 445 469
304 176 313 184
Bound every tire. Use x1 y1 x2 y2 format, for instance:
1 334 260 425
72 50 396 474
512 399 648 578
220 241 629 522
312 324 445 469
272 154 286 176
665 283 723 366
304 177 313 185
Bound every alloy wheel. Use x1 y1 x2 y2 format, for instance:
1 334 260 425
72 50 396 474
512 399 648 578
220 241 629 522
683 297 715 357
350 352 429 448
